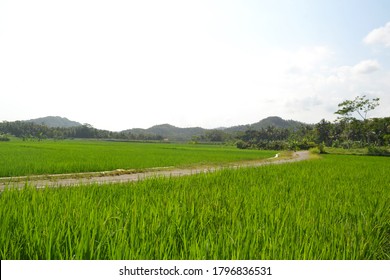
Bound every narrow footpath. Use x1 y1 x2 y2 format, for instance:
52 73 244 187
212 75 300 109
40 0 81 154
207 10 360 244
0 151 311 190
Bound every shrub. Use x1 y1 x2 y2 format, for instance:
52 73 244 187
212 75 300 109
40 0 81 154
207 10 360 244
0 135 10 141
309 147 320 154
236 140 249 149
318 143 326 154
367 146 390 156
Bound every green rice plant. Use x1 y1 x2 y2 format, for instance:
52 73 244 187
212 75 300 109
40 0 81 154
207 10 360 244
0 140 275 177
0 154 389 259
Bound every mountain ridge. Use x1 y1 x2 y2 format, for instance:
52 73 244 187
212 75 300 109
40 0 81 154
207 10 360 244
22 115 310 140
122 116 310 140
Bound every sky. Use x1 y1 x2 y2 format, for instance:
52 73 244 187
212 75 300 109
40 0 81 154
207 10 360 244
1 0 389 131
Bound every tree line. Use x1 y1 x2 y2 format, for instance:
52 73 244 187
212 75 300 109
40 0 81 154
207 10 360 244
1 96 389 152
233 117 389 150
0 121 164 141
234 95 389 153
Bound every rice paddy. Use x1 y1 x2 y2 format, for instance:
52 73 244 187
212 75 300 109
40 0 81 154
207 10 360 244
0 149 389 260
0 140 275 177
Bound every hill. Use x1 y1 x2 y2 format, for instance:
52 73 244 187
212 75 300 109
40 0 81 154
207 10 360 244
251 116 308 130
123 116 310 140
223 116 308 133
123 124 206 141
25 116 82 128
10 115 309 140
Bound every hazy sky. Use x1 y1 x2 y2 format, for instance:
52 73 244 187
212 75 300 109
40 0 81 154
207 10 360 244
1 0 389 131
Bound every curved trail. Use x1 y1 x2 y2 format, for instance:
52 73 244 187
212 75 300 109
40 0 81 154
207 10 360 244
0 151 310 190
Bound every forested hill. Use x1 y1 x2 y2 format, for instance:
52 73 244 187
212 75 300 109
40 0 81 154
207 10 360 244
122 117 309 140
1 115 389 152
122 124 206 141
1 115 310 141
25 116 82 128
0 115 310 141
222 116 309 132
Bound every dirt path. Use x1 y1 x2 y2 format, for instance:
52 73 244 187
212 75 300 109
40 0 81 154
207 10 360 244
0 151 311 190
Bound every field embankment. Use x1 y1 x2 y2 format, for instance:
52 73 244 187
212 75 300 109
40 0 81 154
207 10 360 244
0 151 308 189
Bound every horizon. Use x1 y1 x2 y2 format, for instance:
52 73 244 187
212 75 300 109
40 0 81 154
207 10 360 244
1 0 389 131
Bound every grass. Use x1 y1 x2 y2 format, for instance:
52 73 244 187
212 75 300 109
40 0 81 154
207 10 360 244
324 146 390 156
324 147 369 155
0 139 275 177
1 154 389 260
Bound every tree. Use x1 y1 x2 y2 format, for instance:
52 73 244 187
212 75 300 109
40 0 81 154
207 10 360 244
335 95 380 121
204 130 228 142
315 119 334 146
334 95 382 147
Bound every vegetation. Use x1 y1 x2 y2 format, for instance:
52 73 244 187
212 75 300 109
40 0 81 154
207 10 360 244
0 121 154 141
315 95 388 149
0 116 305 142
0 140 275 177
0 95 387 261
236 95 389 151
235 125 315 150
1 154 389 260
25 116 82 128
0 134 10 141
335 95 380 121
367 146 390 156
1 97 388 152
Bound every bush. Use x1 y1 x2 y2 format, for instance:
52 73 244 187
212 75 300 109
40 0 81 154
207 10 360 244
367 146 390 156
309 147 320 154
265 140 289 150
318 143 326 154
236 140 249 149
0 135 10 141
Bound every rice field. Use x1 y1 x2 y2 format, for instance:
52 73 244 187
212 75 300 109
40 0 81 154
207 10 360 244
1 153 389 260
0 140 275 177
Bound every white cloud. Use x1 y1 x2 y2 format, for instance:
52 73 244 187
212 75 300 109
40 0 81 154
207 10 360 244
0 1 389 129
278 57 389 123
352 60 381 74
363 22 390 47
330 60 381 80
285 96 323 111
281 46 333 74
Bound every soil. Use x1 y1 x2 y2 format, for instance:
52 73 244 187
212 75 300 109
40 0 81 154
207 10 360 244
0 151 311 190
